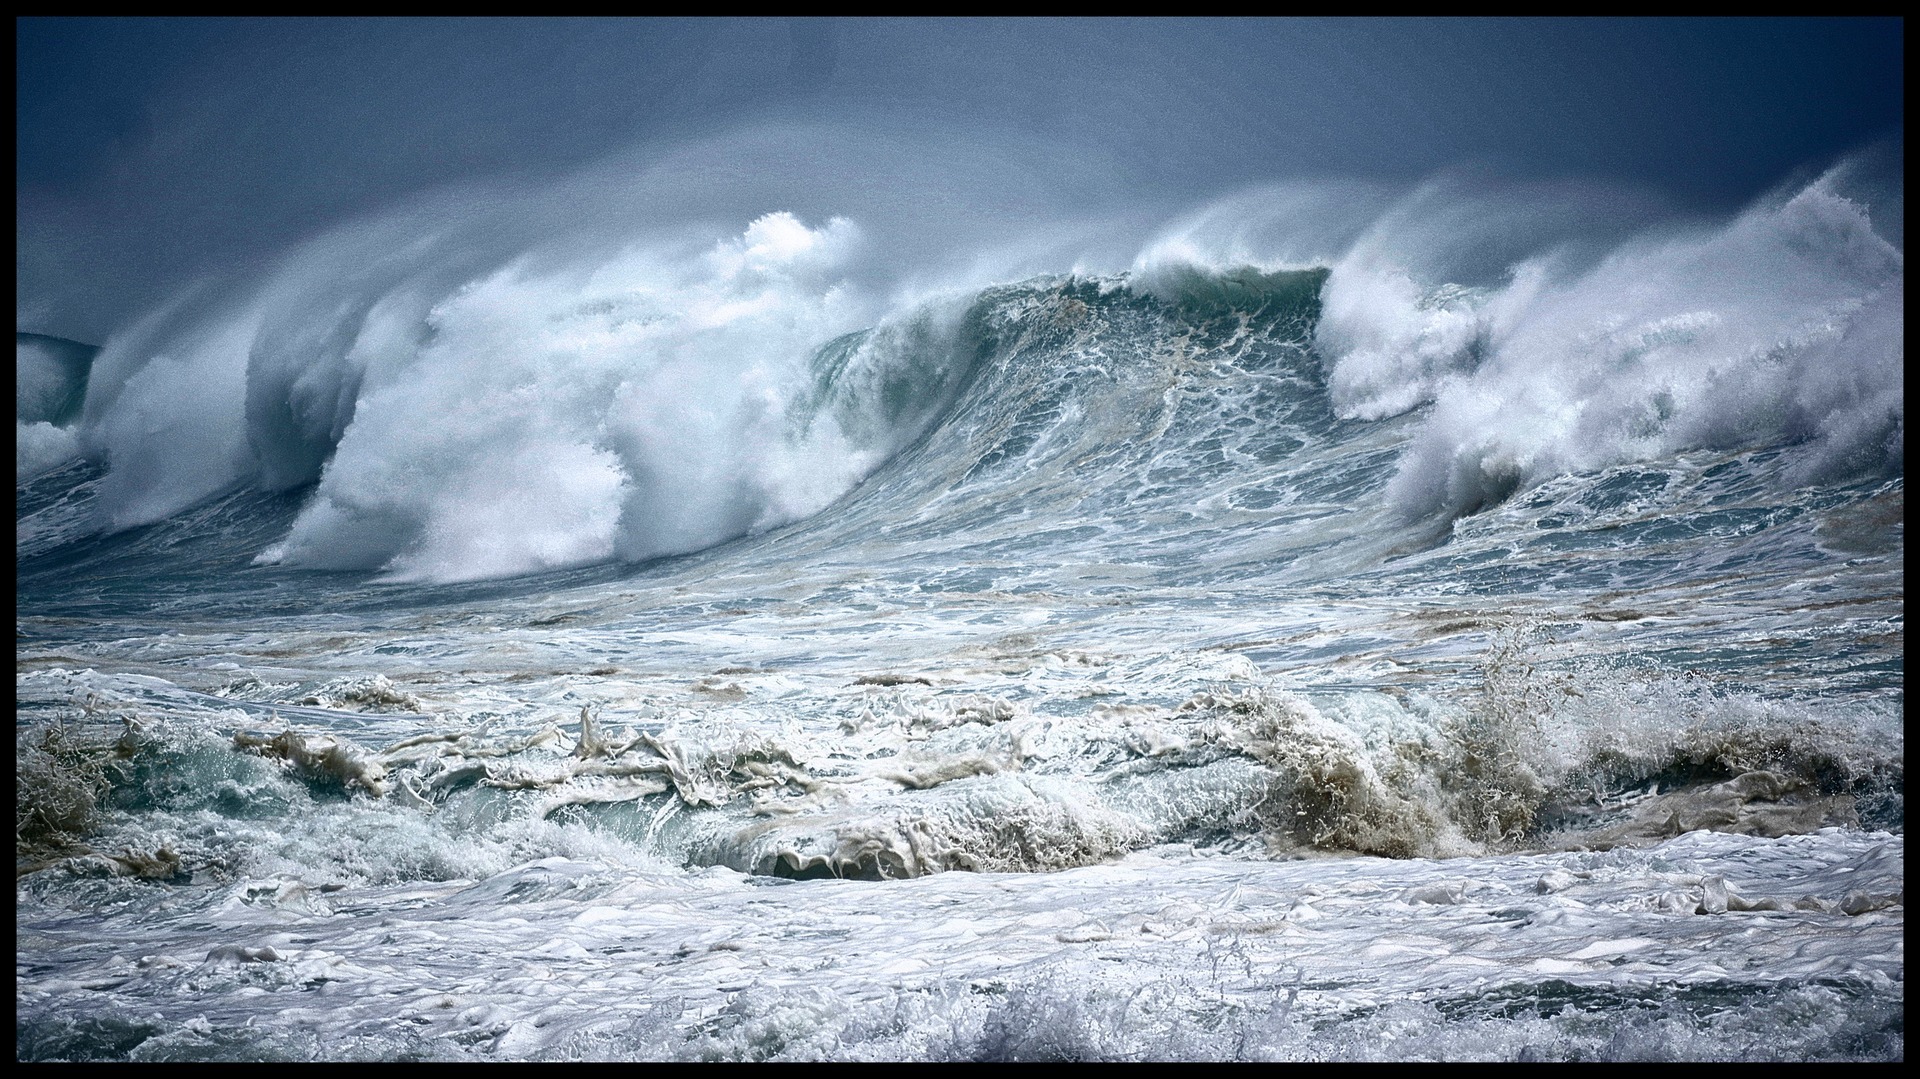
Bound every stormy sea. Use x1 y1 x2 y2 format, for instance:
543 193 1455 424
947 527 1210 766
16 142 1903 1058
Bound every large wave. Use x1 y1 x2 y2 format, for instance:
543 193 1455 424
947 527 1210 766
15 332 96 481
34 152 1902 584
1313 167 1903 521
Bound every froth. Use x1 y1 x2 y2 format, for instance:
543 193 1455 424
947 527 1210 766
1308 169 1903 521
17 421 82 482
238 212 883 581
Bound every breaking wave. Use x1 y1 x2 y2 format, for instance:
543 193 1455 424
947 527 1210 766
26 156 1902 585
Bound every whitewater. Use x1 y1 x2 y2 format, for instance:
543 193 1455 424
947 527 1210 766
16 154 1903 1060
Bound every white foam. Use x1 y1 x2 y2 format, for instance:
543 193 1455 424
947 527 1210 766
1310 167 1903 520
1128 180 1396 301
17 420 82 482
231 212 883 581
18 832 1904 1061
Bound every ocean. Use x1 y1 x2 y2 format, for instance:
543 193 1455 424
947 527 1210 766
16 167 1903 1061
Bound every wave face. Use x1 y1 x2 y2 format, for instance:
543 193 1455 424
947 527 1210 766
15 161 1904 1062
16 333 96 481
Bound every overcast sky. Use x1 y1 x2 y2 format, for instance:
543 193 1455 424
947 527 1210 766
16 17 1904 343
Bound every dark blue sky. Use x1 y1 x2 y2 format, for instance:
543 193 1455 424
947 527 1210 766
16 17 1904 342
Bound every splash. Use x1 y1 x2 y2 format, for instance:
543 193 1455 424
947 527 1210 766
1307 168 1903 520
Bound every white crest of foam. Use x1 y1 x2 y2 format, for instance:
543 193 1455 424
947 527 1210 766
1307 169 1902 520
1127 180 1394 305
235 212 881 582
16 421 82 482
